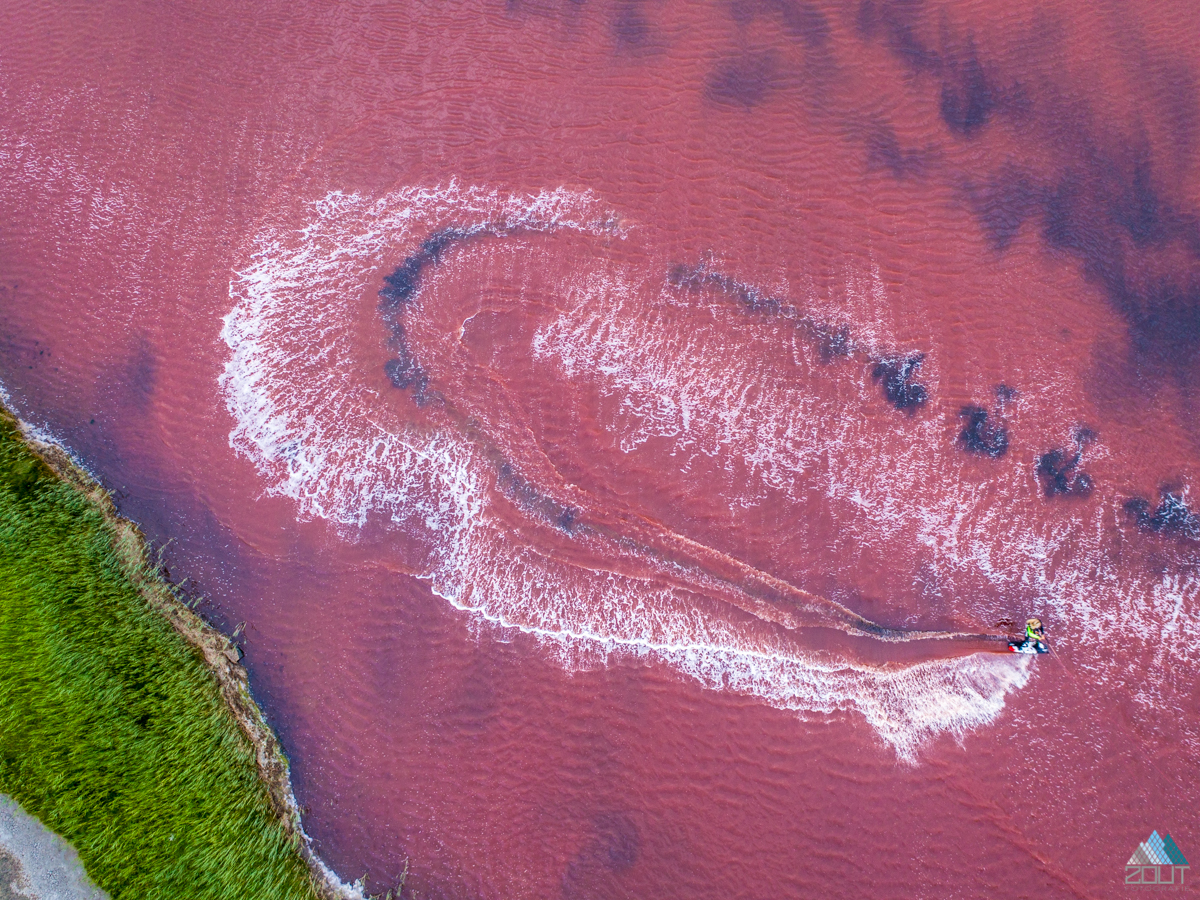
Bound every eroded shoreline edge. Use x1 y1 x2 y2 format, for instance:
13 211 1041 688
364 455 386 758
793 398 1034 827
1 402 369 900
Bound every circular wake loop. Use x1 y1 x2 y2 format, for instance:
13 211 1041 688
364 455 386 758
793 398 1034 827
220 183 1032 761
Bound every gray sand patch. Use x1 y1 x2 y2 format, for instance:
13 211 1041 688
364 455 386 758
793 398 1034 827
0 797 107 900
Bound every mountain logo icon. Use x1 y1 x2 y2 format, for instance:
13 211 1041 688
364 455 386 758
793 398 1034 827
1126 831 1189 886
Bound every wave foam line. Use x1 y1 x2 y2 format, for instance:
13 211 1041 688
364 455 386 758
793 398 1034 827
532 255 1200 725
220 183 1033 759
433 572 1031 761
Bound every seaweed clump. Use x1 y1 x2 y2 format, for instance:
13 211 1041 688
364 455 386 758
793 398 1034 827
812 323 852 362
497 462 579 533
378 227 472 310
958 405 1009 457
666 260 852 361
1036 428 1095 497
871 354 928 411
378 227 476 406
381 326 433 405
993 384 1019 404
667 261 783 315
1124 489 1200 541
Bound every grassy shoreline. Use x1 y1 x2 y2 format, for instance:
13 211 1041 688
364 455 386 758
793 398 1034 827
0 405 355 899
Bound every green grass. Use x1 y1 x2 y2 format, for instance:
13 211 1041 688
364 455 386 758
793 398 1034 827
0 413 319 899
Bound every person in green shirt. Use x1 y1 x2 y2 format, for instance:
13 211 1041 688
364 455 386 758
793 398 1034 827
1024 617 1046 649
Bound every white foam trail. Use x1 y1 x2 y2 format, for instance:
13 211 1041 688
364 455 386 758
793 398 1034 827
221 184 1033 761
531 256 1200 749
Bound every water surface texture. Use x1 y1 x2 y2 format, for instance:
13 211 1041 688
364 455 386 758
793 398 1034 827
2 1 1199 896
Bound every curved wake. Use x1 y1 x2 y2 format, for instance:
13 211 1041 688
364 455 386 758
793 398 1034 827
220 184 1036 760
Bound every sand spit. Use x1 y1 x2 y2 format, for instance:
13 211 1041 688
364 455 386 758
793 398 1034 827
0 795 107 900
3 407 366 900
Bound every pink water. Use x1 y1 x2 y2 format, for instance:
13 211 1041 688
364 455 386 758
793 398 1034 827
2 0 1198 896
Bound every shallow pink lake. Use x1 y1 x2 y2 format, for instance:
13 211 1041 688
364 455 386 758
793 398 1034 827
2 1 1198 896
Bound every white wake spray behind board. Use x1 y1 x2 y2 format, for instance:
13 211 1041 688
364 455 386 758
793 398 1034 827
532 238 1200 748
220 184 1033 760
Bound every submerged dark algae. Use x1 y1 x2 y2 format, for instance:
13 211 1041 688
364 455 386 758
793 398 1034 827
872 354 928 412
957 405 1009 458
1124 489 1200 541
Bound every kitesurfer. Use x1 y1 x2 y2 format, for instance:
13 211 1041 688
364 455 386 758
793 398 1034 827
1006 617 1048 653
1025 617 1044 645
1018 617 1046 653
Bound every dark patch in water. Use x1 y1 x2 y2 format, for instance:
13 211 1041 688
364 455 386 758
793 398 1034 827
858 2 1200 400
440 655 499 735
871 354 928 411
774 0 830 47
378 227 474 310
383 353 430 395
856 0 940 74
1037 142 1200 393
966 169 1040 252
613 2 650 48
378 227 481 406
939 40 994 137
384 321 432 398
120 338 157 412
1036 449 1093 498
669 261 783 315
561 812 640 900
731 0 830 48
706 53 777 107
993 383 1018 404
379 219 620 409
816 324 853 362
593 811 639 870
957 404 1008 457
497 462 580 533
1124 489 1200 541
667 260 852 362
857 0 1019 141
381 320 436 406
865 123 928 179
1036 429 1095 498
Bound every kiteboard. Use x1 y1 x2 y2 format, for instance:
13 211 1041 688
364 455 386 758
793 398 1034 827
1008 640 1048 654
